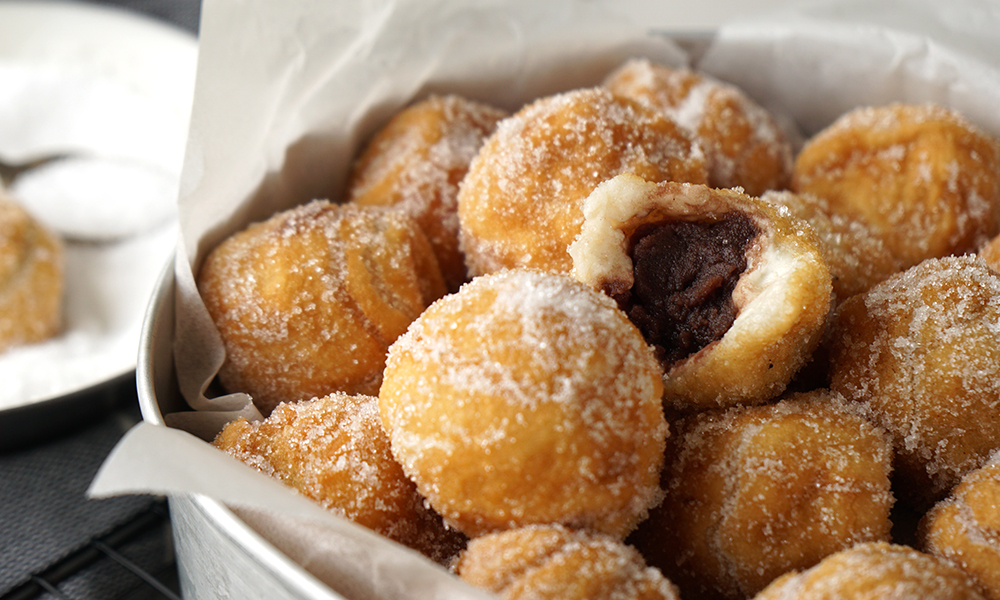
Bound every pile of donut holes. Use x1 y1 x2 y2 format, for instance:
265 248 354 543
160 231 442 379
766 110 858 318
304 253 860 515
199 56 1000 600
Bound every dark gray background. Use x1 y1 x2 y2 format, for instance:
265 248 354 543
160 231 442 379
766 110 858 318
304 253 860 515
83 0 200 34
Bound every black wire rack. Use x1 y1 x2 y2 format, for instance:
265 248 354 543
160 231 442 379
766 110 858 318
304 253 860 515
2 500 181 600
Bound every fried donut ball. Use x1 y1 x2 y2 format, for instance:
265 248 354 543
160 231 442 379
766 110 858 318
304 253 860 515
753 542 986 600
761 190 902 302
214 392 463 563
920 451 1000 600
457 86 707 277
0 191 63 353
793 103 1000 270
980 233 1000 273
629 391 894 600
455 525 681 600
347 94 507 291
378 269 667 539
604 58 793 196
569 174 832 411
828 255 1000 505
198 201 447 415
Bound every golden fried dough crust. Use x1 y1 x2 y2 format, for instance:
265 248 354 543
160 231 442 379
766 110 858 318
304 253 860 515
829 255 1000 505
457 87 707 276
0 192 63 353
455 525 681 600
631 391 894 600
793 103 1000 269
752 542 986 600
214 392 462 562
198 201 447 415
378 269 666 539
920 453 1000 600
348 94 507 291
604 58 793 196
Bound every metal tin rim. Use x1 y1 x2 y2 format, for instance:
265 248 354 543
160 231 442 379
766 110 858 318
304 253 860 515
137 257 344 600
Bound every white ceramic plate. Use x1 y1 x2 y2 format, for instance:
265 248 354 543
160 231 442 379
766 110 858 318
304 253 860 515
0 0 197 443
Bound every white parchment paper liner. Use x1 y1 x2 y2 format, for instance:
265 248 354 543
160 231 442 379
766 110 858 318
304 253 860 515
91 1 1000 599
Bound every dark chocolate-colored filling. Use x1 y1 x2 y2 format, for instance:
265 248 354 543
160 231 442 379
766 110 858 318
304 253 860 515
620 213 758 366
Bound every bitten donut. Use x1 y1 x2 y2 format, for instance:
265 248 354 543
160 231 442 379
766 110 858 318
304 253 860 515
0 191 63 353
752 543 986 600
214 392 463 563
378 269 667 539
629 391 894 600
604 58 793 196
828 255 1000 505
920 451 1000 600
569 175 832 411
761 190 902 302
457 86 707 276
455 525 681 600
793 103 1000 269
348 94 507 291
198 200 447 415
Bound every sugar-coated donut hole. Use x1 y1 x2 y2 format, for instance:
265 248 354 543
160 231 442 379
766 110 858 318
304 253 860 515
918 452 1000 600
347 94 508 292
919 453 1000 600
793 103 1000 270
197 201 447 415
828 255 1000 507
630 392 895 600
603 57 794 197
752 542 988 600
378 269 667 539
455 524 682 600
569 175 832 412
457 86 708 277
213 392 464 564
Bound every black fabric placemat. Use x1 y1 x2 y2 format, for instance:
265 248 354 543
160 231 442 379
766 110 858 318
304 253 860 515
0 398 152 595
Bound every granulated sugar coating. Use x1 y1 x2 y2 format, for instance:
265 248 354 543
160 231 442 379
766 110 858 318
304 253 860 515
752 542 987 600
455 524 681 600
761 190 902 302
920 451 1000 600
378 268 666 539
348 95 507 292
197 201 447 415
793 103 1000 270
630 391 894 600
213 392 464 564
829 255 1000 505
604 58 793 197
457 87 707 277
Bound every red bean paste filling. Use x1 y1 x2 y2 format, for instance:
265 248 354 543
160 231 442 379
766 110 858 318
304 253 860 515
619 213 758 366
